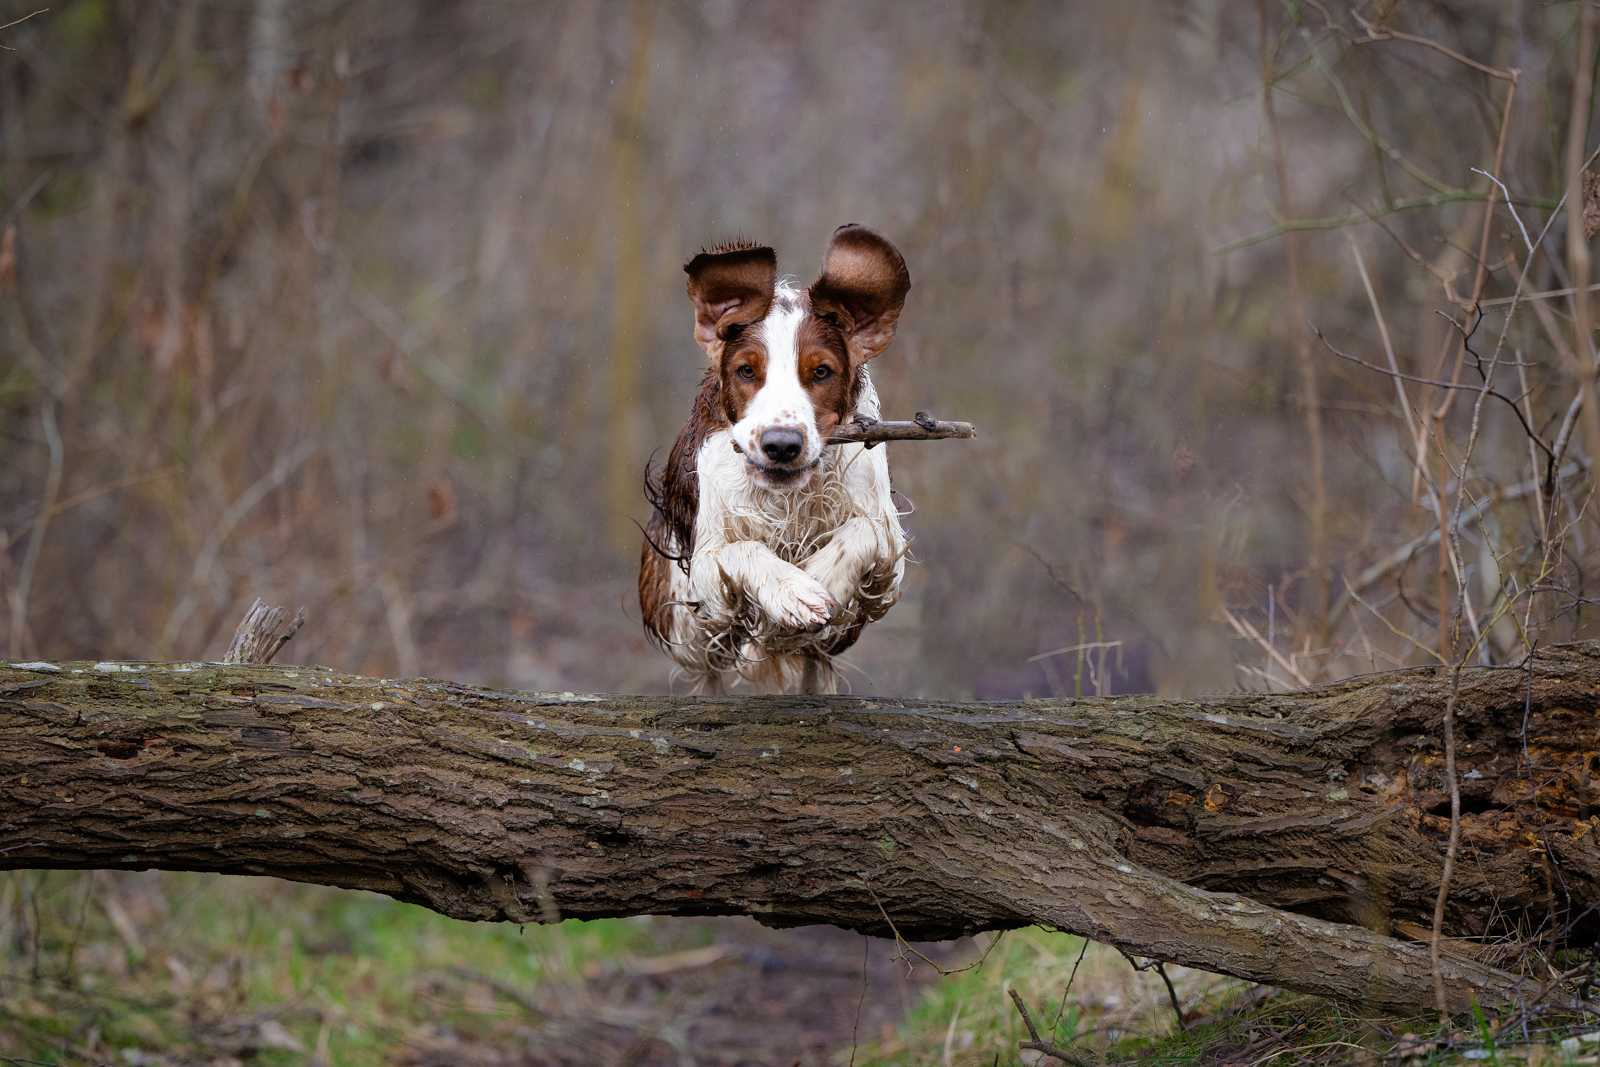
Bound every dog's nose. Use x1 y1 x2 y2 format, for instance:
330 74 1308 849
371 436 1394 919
760 428 804 464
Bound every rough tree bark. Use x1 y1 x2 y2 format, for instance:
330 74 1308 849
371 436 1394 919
5 646 1600 1014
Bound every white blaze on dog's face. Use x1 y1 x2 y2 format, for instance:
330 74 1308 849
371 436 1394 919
718 289 842 488
683 226 911 490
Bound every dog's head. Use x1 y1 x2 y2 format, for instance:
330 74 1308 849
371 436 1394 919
684 225 910 490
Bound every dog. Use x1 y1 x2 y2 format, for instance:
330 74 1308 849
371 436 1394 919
639 224 912 695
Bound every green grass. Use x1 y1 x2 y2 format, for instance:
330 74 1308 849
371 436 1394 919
0 869 677 1065
849 928 1250 1065
846 929 1600 1067
10 873 1600 1066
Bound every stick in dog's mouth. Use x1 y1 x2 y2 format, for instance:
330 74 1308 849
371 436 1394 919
824 414 978 446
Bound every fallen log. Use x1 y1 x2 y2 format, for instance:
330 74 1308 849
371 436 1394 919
5 646 1600 1014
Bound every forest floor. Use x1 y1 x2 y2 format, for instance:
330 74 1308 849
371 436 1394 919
0 870 1590 1066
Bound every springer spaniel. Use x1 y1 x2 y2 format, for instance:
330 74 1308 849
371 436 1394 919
639 224 912 694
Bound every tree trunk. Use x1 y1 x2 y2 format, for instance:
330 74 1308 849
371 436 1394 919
5 646 1600 1014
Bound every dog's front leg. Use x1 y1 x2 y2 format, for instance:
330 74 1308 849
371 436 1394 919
706 541 836 631
800 517 896 608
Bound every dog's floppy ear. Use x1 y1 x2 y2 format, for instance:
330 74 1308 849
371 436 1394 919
684 242 777 359
808 224 910 363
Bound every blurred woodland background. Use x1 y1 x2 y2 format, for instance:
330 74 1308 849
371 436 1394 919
0 1 1596 698
14 2 1600 1065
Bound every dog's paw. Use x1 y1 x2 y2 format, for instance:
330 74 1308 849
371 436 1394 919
801 534 875 610
763 572 836 632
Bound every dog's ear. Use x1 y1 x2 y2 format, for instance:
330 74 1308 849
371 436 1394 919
684 243 777 358
808 224 910 363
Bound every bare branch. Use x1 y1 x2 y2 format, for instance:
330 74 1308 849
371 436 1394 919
1349 15 1517 82
1308 323 1553 461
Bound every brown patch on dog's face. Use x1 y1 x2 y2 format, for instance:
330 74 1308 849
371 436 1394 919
718 328 768 426
795 311 853 438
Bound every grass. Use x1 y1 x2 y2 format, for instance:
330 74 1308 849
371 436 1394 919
847 930 1600 1067
8 870 1600 1066
0 869 675 1065
849 928 1248 1065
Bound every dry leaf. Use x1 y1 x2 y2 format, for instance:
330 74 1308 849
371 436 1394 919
429 479 457 522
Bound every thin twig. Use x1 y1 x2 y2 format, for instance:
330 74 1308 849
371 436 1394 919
1218 604 1312 687
1154 961 1185 1032
1518 352 1547 525
1049 938 1091 1032
1015 541 1084 602
1 168 53 231
155 440 315 658
1213 190 1543 256
1472 168 1533 253
848 936 869 1067
1118 948 1187 1032
1309 323 1554 460
1304 29 1453 196
1328 464 1581 627
0 464 182 554
1343 579 1448 663
1349 189 1465 300
1349 15 1517 81
1028 641 1121 663
863 878 1005 977
1344 238 1419 440
0 9 47 33
1481 282 1600 307
1008 989 1091 1066
0 7 46 50
1550 393 1586 499
1310 327 1509 392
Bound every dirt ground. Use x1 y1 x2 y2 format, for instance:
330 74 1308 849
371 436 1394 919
394 918 973 1067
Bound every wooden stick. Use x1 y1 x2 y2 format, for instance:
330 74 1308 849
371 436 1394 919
825 411 976 446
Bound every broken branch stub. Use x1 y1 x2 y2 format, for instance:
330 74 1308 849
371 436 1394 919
221 599 306 666
6 645 1600 1014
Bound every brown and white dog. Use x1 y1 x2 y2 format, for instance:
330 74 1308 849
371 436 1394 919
639 224 912 694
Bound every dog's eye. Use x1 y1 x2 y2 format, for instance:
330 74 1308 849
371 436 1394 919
737 365 756 380
813 365 832 381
